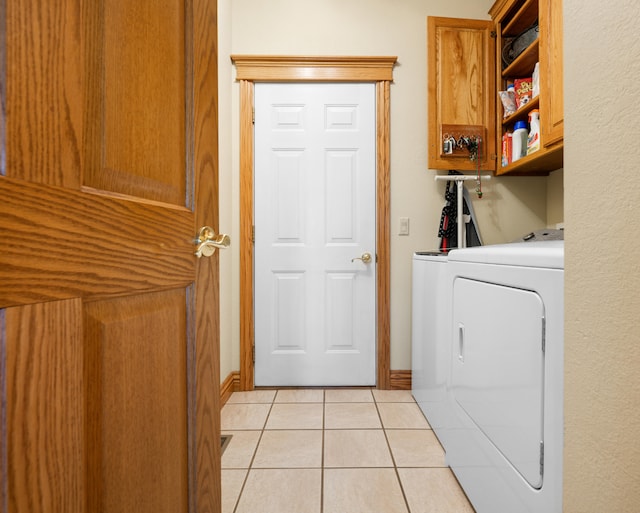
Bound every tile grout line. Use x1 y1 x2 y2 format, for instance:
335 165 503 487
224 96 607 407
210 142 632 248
373 396 413 513
230 392 278 513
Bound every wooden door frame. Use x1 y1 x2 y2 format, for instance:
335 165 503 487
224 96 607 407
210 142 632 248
231 55 396 390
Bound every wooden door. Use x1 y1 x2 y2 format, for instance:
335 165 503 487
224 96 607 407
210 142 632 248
1 1 221 513
253 83 376 387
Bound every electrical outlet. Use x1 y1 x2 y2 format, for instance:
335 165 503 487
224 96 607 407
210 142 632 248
399 217 410 236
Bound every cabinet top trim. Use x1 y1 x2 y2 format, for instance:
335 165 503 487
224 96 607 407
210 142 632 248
489 0 512 18
231 55 397 82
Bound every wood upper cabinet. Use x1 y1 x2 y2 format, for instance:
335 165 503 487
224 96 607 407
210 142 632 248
492 0 563 175
428 0 564 175
428 17 496 172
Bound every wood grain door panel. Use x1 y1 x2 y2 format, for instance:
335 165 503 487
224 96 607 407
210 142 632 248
84 0 188 204
1 0 220 512
5 1 83 187
5 300 85 513
0 177 193 307
84 290 190 513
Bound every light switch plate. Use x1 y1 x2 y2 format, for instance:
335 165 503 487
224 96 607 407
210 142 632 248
399 217 410 235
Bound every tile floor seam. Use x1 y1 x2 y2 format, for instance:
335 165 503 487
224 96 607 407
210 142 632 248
231 397 275 513
374 398 413 513
247 466 324 470
323 465 395 469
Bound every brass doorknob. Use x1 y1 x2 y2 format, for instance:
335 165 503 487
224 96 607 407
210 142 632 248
194 226 230 258
351 252 372 264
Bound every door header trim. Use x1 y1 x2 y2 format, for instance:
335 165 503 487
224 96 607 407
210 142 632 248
231 55 397 82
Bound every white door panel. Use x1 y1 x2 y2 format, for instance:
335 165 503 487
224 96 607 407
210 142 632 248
254 83 376 386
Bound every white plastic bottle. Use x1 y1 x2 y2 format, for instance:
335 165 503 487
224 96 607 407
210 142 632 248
527 109 540 155
511 120 528 162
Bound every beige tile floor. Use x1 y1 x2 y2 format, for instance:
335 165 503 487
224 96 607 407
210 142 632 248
221 388 475 513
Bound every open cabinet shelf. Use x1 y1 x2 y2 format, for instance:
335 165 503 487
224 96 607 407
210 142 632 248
493 0 564 175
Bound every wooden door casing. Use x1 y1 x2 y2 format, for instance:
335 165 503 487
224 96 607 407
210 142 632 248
1 1 220 512
231 55 396 391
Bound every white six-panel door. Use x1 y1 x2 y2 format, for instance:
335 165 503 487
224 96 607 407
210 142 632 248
254 82 376 386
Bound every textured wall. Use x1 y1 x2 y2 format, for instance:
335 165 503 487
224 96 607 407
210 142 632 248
564 0 640 510
547 169 564 227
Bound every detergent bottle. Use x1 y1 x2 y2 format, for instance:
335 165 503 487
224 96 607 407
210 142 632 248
511 120 528 162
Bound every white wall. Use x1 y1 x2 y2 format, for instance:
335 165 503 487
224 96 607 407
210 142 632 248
218 0 553 378
564 0 640 510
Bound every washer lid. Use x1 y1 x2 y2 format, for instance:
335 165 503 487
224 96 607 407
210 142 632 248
447 240 564 269
414 250 450 261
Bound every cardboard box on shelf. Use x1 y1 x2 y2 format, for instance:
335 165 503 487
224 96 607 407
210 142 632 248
513 78 533 109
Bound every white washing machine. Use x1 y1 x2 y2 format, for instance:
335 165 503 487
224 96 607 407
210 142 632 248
445 241 564 513
411 251 454 446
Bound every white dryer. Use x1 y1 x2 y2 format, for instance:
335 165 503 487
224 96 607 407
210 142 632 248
445 241 564 513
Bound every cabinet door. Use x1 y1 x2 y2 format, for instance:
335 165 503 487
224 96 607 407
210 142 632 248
540 0 564 147
428 17 496 171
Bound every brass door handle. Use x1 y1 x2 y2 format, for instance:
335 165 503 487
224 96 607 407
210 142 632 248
351 252 372 264
194 226 230 258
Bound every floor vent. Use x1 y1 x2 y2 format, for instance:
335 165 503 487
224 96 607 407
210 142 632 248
221 435 232 455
